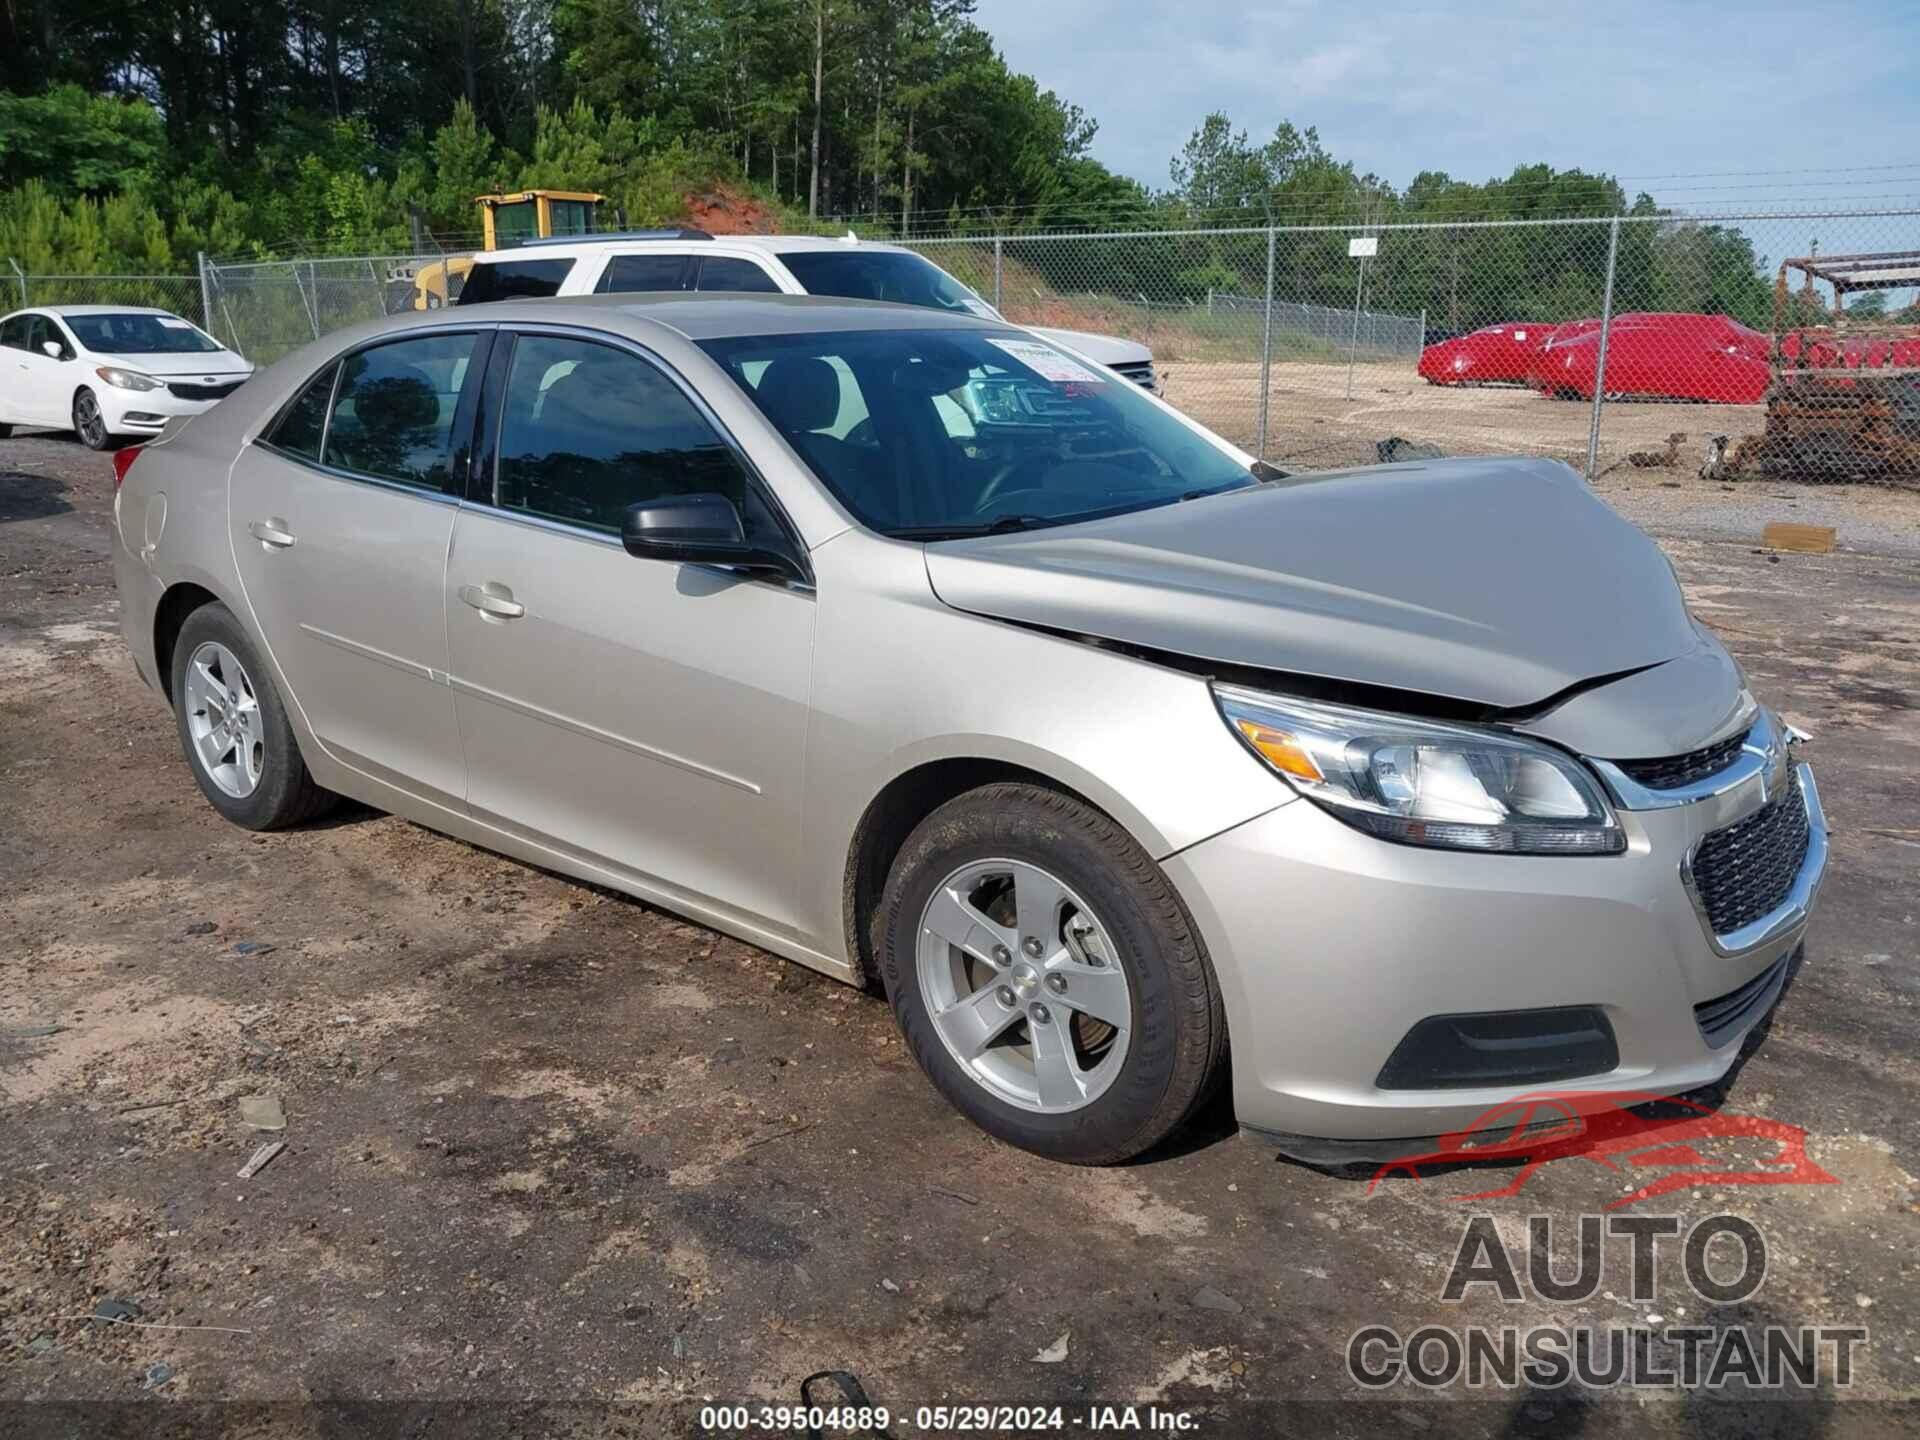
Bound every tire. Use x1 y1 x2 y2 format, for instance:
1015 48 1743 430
0 422 12 439
170 603 336 830
879 782 1227 1164
73 388 114 450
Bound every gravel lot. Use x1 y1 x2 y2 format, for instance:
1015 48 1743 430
1164 357 1920 508
2 431 1918 1436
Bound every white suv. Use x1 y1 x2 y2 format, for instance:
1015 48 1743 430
453 231 1157 390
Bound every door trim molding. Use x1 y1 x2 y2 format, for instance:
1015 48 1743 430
445 671 763 796
298 623 444 684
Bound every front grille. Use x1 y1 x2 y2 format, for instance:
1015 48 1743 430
1693 951 1793 1048
166 380 245 402
1614 726 1750 789
1689 782 1811 938
1110 361 1156 389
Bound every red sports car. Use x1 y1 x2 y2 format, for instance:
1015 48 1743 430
1418 322 1556 386
1529 313 1771 405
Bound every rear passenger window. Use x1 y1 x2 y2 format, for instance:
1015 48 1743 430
456 258 575 306
596 255 692 293
696 257 779 293
0 315 28 350
494 334 756 534
266 362 337 460
322 334 478 490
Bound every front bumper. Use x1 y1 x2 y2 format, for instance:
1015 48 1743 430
96 382 243 434
1164 761 1826 1156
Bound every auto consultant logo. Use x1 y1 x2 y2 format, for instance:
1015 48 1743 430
1346 1212 1868 1391
1367 1089 1839 1209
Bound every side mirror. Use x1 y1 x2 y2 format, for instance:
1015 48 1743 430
620 493 802 580
41 340 64 360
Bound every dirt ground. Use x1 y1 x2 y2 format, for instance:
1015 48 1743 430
3 432 1919 1437
1166 358 1796 476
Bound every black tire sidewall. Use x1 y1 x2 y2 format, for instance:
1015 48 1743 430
170 604 315 830
880 785 1213 1164
73 388 113 450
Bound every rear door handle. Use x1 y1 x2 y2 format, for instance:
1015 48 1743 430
247 518 296 549
459 583 525 620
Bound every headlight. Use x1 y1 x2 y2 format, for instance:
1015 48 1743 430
96 366 164 392
1214 685 1624 854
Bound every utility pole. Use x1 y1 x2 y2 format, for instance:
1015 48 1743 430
197 253 214 336
1256 228 1275 459
808 0 824 218
1584 216 1621 481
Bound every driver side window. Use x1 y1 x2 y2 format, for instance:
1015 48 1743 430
493 334 757 536
27 315 70 359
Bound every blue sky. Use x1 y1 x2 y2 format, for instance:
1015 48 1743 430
970 0 1920 209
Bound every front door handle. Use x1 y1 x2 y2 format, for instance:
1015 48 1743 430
247 518 296 549
459 583 526 620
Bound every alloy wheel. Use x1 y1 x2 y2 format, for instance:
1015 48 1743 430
74 391 107 449
915 857 1133 1114
183 641 265 798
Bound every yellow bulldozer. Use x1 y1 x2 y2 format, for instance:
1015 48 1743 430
388 190 604 311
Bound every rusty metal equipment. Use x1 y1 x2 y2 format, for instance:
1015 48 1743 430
1712 250 1920 481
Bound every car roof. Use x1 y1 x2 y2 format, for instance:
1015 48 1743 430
19 304 182 317
459 292 1007 341
476 234 913 261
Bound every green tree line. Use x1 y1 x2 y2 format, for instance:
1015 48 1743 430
1031 113 1789 332
0 0 1800 333
1 0 1145 271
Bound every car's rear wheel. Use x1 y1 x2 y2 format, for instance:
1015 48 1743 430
170 603 336 830
0 421 12 439
73 388 114 450
879 782 1226 1164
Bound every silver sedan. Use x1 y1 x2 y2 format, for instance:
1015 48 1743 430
110 294 1826 1164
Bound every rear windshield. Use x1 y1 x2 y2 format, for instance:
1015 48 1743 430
65 312 222 354
780 251 995 317
456 257 576 306
700 327 1252 539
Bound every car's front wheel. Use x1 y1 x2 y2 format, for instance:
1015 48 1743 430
170 603 336 830
73 388 115 451
879 782 1227 1164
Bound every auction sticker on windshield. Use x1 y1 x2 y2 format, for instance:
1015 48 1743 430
987 337 1107 384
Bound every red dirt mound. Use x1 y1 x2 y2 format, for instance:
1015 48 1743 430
684 185 780 235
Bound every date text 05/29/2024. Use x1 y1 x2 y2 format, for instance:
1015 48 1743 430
698 1404 1199 1432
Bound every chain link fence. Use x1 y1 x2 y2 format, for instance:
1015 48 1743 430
4 267 210 328
910 209 1920 485
196 253 459 367
15 205 1920 486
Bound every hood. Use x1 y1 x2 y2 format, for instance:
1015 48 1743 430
1027 326 1152 366
922 456 1698 711
1516 634 1749 759
93 350 252 379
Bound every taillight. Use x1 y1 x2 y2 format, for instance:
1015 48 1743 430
112 446 143 490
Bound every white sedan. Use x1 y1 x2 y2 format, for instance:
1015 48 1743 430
0 305 253 450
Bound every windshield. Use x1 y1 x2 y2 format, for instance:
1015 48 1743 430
701 328 1255 538
65 312 223 355
780 250 997 318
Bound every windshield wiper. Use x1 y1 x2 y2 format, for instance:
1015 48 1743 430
890 514 1055 541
